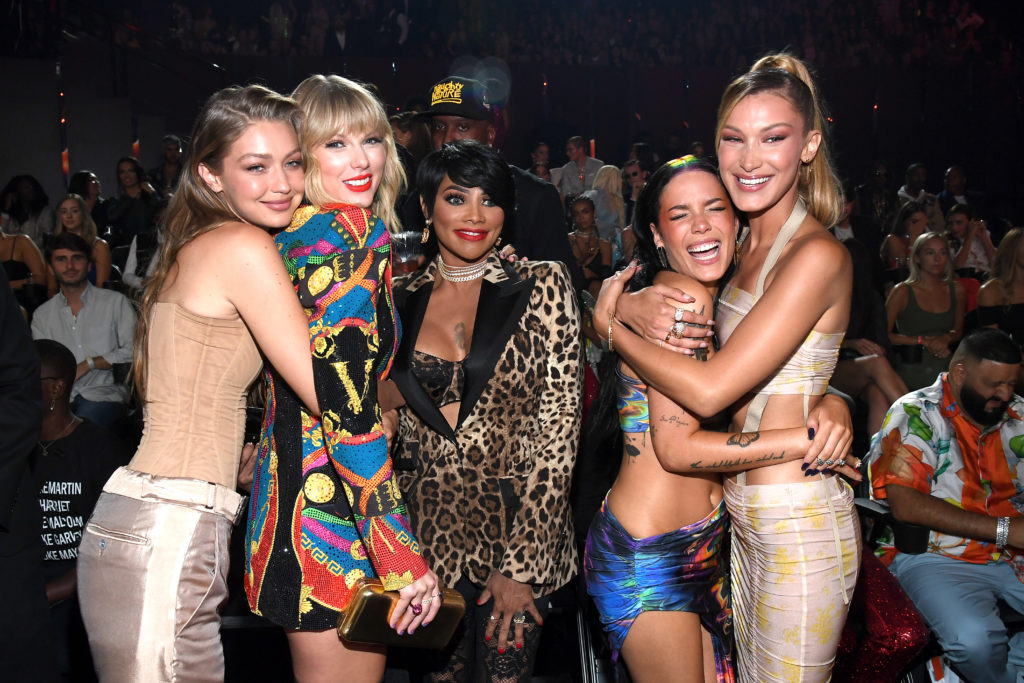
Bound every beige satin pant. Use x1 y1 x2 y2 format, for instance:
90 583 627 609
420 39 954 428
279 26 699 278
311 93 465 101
725 473 861 683
77 467 243 682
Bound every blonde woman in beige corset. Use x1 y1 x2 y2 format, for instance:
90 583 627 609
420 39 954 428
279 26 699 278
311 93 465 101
75 85 322 681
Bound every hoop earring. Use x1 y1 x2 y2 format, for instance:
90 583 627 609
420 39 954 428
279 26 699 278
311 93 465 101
657 246 669 268
421 218 431 244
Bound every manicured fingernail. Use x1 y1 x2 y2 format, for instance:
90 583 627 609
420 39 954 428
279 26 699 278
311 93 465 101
484 635 490 641
498 648 505 654
808 427 815 439
538 620 543 626
682 348 693 356
806 469 819 476
516 643 523 650
698 341 708 347
398 630 405 635
801 462 809 471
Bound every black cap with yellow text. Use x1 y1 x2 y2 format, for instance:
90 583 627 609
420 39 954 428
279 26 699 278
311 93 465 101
416 76 493 121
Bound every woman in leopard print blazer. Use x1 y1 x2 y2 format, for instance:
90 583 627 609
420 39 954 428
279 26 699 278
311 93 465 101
390 140 583 681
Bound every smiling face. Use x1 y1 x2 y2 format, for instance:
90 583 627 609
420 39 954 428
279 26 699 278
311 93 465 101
117 161 139 190
652 170 738 287
716 92 820 222
197 120 305 230
58 198 84 233
310 129 386 208
426 174 504 267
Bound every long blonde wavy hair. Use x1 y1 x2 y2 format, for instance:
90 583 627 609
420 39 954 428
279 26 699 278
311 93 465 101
715 53 843 228
133 85 303 399
593 165 626 228
291 74 405 232
988 228 1024 305
54 193 99 243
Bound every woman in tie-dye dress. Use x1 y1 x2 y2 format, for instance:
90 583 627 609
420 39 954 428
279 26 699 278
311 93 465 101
245 75 440 682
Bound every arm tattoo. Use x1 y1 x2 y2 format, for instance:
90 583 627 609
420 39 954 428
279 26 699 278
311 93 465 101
624 443 641 461
454 322 466 351
688 451 785 470
693 305 708 362
658 414 691 428
726 431 761 448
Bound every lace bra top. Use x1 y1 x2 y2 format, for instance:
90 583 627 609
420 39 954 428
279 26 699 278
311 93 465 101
411 349 465 408
716 200 843 431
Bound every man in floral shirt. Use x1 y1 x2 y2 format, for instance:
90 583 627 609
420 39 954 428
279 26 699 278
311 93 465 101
867 328 1024 683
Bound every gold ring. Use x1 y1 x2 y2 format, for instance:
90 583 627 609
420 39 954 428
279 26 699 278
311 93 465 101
512 612 527 624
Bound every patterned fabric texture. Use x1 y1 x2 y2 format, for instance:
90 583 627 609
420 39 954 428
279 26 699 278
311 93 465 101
867 373 1024 567
245 204 428 630
725 475 861 682
584 498 734 682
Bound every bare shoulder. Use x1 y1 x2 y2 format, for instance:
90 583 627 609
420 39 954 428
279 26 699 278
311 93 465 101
954 280 967 296
652 270 713 313
977 279 1003 306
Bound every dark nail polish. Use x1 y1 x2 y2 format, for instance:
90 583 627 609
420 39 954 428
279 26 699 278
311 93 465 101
806 469 819 476
398 630 405 636
808 427 815 439
801 463 809 471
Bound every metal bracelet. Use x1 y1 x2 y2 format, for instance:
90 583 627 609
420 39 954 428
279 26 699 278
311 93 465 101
608 315 616 353
996 516 1011 550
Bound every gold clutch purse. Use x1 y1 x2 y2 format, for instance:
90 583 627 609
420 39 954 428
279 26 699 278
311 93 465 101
336 578 466 650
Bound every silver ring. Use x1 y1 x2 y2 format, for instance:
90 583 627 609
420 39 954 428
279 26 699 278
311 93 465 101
824 459 835 467
837 460 847 467
512 612 527 624
488 614 498 621
670 321 687 339
816 457 826 466
674 307 685 322
422 596 433 606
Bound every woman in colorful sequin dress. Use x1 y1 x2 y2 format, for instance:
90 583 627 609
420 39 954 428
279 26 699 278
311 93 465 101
245 75 439 682
584 156 853 683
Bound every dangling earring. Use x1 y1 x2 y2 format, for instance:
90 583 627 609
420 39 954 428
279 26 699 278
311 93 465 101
421 218 431 243
49 397 55 412
657 246 669 268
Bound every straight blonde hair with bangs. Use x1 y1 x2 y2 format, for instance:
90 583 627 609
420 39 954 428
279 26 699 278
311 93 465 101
292 74 405 232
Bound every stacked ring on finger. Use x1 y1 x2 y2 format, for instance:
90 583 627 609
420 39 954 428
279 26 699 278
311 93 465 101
674 307 685 322
422 596 432 606
512 612 527 624
670 321 688 339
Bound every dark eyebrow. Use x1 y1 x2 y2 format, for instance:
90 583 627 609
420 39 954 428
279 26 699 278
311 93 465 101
666 196 725 212
440 183 473 193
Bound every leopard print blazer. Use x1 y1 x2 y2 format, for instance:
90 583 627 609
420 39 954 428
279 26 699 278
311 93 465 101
391 253 583 597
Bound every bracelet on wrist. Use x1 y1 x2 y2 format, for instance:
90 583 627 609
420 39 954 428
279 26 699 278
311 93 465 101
608 315 617 353
86 356 96 371
996 516 1011 550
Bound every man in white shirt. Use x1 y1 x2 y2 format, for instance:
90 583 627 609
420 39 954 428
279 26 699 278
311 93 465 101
31 233 136 428
555 135 604 199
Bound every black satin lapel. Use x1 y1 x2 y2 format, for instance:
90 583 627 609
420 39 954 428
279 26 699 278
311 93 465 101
457 275 536 427
392 283 457 442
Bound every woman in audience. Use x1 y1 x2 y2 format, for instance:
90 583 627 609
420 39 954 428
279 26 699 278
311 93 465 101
885 232 965 391
880 201 928 290
978 228 1024 381
585 155 854 682
68 170 109 231
76 85 323 680
244 74 439 683
594 53 860 681
0 174 53 246
569 193 613 298
106 156 161 247
529 162 552 182
0 222 46 311
390 140 582 682
590 164 627 267
50 193 112 291
390 110 432 164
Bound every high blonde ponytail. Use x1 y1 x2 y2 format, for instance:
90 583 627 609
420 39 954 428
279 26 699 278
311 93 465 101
716 53 843 228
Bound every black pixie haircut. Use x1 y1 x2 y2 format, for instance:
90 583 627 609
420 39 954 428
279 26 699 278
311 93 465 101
417 140 516 245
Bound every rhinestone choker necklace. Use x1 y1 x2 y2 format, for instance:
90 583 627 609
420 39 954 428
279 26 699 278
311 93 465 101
437 256 487 283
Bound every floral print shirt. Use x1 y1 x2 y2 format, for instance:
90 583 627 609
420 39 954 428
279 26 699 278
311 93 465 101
867 373 1024 567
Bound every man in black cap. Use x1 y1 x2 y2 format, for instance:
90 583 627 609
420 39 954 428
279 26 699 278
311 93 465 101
415 76 580 287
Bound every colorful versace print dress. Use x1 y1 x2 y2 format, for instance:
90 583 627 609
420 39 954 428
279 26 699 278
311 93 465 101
245 204 428 630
